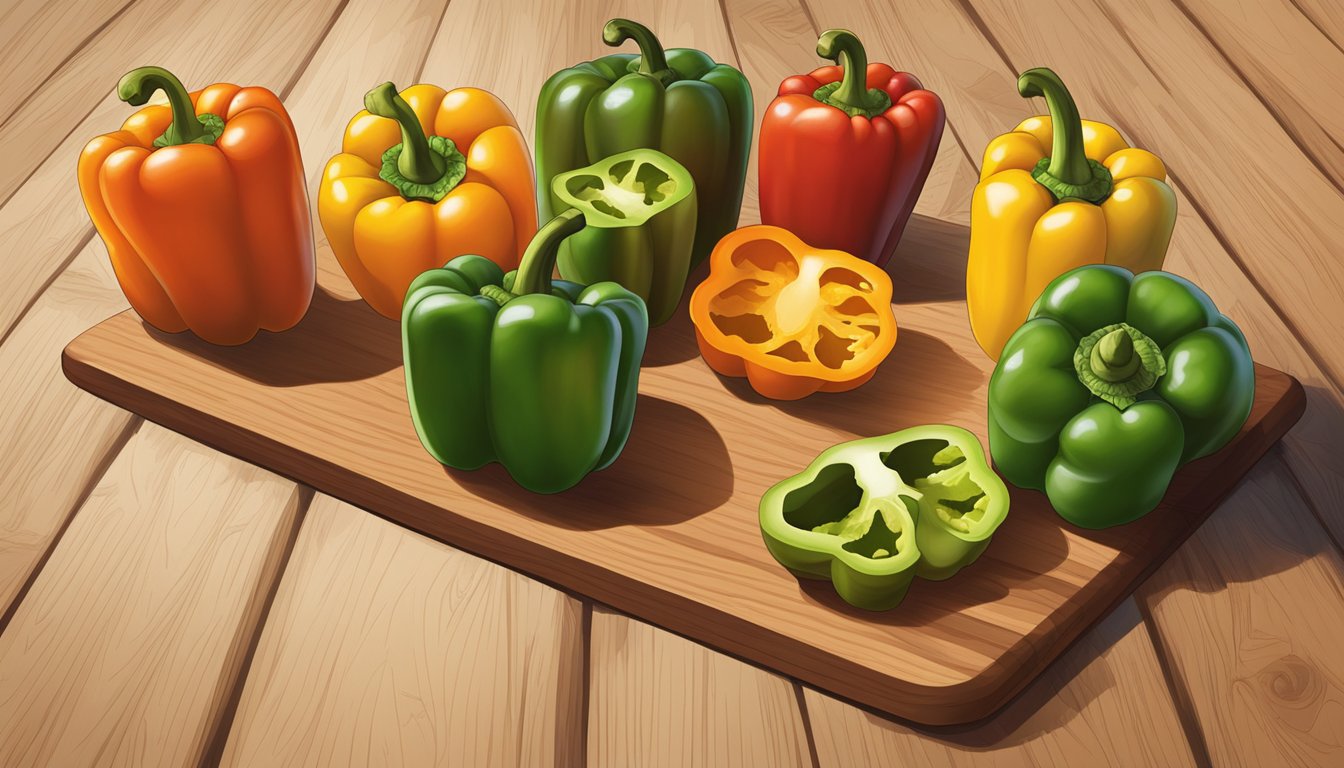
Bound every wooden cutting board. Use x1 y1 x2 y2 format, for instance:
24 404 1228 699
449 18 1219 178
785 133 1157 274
62 238 1304 726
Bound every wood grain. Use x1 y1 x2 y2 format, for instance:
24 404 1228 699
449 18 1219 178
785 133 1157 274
0 423 304 767
220 494 585 767
587 606 811 768
804 599 1198 767
61 277 1303 725
1139 455 1344 767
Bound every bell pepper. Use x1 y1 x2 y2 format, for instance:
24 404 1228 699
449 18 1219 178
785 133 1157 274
535 18 752 267
402 209 648 494
319 82 536 319
550 148 697 326
967 67 1178 361
78 66 314 345
758 29 944 267
688 225 896 400
759 425 1010 611
988 264 1255 528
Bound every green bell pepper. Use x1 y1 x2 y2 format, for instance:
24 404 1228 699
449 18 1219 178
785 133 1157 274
402 209 649 494
551 148 697 326
759 425 1010 611
988 264 1255 528
535 17 752 268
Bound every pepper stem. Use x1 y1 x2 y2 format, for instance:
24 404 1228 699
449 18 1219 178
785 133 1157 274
364 82 445 185
813 30 891 119
513 209 587 296
118 66 222 148
604 19 672 80
1017 67 1111 203
1090 328 1140 382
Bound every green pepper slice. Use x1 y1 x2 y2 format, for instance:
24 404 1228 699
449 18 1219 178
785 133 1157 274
402 209 649 494
759 425 1010 611
551 148 697 326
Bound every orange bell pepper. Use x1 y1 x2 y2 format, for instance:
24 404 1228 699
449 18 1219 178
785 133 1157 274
689 226 897 400
78 66 315 345
318 82 536 319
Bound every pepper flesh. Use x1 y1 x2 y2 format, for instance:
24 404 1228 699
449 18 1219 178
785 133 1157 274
689 225 897 400
535 18 752 267
967 67 1177 361
78 66 315 345
320 82 536 319
402 209 648 494
759 29 945 267
988 264 1255 528
759 425 1010 611
551 148 697 325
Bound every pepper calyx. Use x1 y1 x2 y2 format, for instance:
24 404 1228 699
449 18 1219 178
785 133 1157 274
1074 322 1166 408
378 136 466 203
1030 156 1112 204
154 112 225 148
812 81 892 118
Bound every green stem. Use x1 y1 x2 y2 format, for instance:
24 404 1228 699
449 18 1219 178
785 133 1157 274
603 18 671 78
1017 67 1111 203
817 30 869 110
1090 328 1140 382
514 209 587 296
364 82 445 185
118 66 221 147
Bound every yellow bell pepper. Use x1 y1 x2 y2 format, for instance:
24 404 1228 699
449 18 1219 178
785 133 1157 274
967 68 1176 360
319 82 536 319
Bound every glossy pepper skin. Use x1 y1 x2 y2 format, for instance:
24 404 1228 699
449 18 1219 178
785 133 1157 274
759 30 944 268
551 148 696 326
989 265 1254 528
535 18 752 267
78 66 314 345
402 209 648 494
760 425 1010 611
689 226 898 400
968 68 1177 361
320 82 536 319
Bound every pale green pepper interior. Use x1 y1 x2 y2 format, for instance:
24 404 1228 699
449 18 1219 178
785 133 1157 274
561 158 679 223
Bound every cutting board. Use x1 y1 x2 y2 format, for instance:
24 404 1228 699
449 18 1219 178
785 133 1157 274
62 224 1304 725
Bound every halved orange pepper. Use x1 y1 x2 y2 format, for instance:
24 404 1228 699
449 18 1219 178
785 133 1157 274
689 226 897 400
318 82 536 319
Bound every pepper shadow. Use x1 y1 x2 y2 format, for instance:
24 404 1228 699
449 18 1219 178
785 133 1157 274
142 286 401 386
719 328 986 436
886 213 969 304
642 259 712 367
449 393 733 529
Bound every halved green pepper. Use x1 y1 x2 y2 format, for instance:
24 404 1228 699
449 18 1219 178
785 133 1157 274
552 148 697 326
402 209 649 494
988 264 1255 528
759 425 1010 611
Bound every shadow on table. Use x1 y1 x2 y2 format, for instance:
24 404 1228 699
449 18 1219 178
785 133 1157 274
886 213 970 304
450 393 733 529
144 286 401 386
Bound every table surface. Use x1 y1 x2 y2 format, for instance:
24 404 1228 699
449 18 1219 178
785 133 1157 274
1 0 1342 765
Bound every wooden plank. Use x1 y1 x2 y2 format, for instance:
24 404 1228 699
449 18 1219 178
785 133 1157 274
587 607 811 768
1173 0 1344 189
60 286 1303 726
1139 455 1344 767
0 423 304 767
0 0 134 129
0 0 345 342
220 495 585 767
805 599 1198 767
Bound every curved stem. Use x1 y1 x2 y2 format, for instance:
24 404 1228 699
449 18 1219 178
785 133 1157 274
816 30 870 109
514 209 586 296
118 66 205 145
364 82 445 185
603 18 670 76
1017 68 1092 187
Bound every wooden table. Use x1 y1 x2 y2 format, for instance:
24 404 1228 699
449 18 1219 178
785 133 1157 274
1 0 1341 765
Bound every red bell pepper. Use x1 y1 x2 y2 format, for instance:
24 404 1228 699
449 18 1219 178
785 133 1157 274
759 30 944 267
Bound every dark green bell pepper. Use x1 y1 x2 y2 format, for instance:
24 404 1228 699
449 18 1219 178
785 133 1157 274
535 17 752 268
402 209 649 494
759 425 1010 611
552 148 696 326
988 264 1255 528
